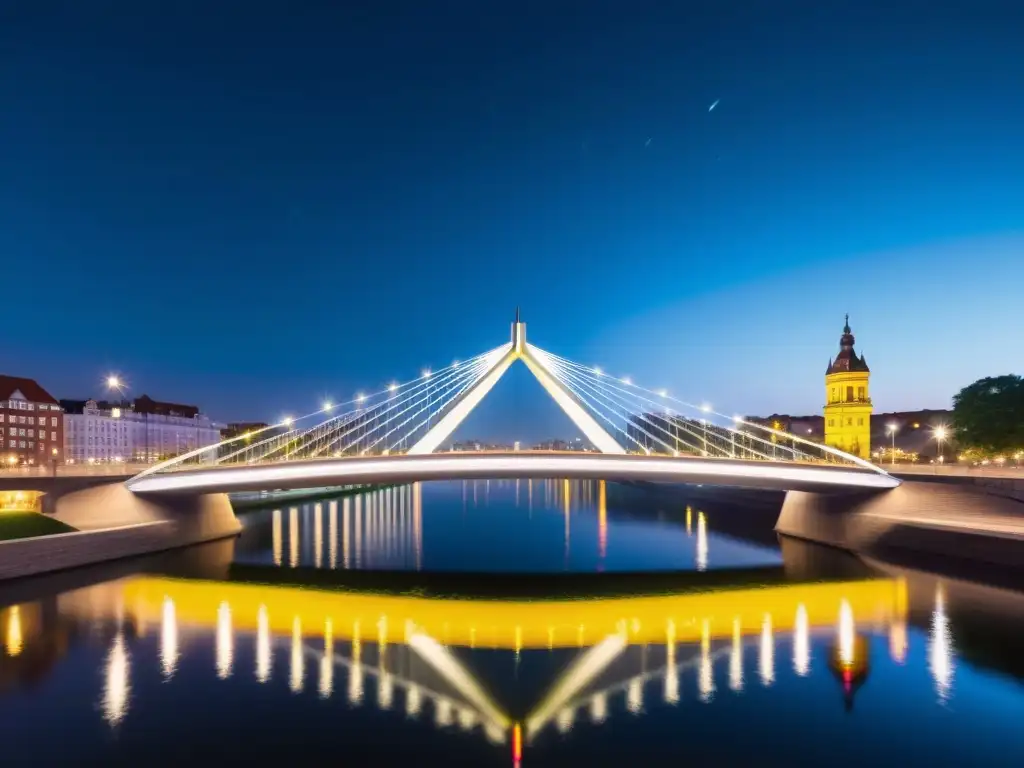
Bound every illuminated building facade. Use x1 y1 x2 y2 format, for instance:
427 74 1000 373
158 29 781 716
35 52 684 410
823 315 872 459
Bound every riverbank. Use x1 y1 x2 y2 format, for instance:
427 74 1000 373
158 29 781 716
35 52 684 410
777 480 1024 570
0 482 240 582
0 512 76 542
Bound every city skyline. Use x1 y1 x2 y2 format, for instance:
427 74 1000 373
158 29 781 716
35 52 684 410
3 3 1022 437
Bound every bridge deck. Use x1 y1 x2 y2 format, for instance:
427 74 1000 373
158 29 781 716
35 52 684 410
127 451 898 494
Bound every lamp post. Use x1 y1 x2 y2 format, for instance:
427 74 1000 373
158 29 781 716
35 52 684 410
933 426 948 471
886 423 898 466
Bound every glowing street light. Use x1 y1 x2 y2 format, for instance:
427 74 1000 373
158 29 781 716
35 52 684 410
388 383 398 393
593 367 603 376
106 374 126 395
657 389 668 398
886 423 898 466
422 369 432 379
323 401 333 412
701 403 712 414
356 393 366 404
933 426 949 465
622 376 632 385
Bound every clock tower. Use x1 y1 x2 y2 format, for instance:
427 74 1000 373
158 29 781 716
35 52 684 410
823 315 872 459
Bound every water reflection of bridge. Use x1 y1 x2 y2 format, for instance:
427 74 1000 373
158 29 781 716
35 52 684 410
28 573 911 754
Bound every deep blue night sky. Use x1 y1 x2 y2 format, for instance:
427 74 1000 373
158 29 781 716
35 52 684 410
3 1 1022 441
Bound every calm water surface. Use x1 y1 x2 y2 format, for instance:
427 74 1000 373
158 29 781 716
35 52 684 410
2 479 1024 766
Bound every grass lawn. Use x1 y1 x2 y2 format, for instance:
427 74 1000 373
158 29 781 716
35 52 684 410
0 512 77 542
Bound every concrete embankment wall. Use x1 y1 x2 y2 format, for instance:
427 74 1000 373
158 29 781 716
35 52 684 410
893 471 1024 503
776 481 1024 569
0 482 240 582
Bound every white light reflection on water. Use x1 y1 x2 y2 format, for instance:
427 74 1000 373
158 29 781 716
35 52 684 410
929 584 955 704
730 616 743 691
838 600 855 668
160 597 178 680
793 604 810 676
319 619 333 699
698 619 715 702
696 511 708 571
759 614 774 686
216 601 233 679
102 632 130 727
290 616 304 693
256 605 271 683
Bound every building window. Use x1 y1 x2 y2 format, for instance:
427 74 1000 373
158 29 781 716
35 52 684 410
18 416 26 424
38 416 45 425
828 419 835 427
7 440 14 448
18 429 25 437
19 441 26 448
847 418 853 426
27 429 34 438
857 418 863 426
846 386 854 401
51 416 57 427
857 386 865 400
7 427 13 436
0 414 4 423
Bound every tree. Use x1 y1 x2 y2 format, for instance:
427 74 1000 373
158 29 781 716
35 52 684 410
952 375 1024 455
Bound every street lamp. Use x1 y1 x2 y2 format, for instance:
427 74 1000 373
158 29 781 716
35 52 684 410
886 423 898 466
933 426 949 466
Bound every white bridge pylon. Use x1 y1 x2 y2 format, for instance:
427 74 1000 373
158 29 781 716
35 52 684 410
408 313 626 455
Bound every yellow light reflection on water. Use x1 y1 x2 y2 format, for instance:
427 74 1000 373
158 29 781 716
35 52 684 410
272 509 282 566
5 605 22 657
118 577 904 651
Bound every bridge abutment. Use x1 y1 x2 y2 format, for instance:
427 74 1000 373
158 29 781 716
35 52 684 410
777 481 1024 569
0 481 240 582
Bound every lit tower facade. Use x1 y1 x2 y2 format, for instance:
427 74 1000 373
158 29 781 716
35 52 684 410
823 315 872 459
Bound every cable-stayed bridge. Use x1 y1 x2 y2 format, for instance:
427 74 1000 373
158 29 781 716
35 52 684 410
127 311 897 495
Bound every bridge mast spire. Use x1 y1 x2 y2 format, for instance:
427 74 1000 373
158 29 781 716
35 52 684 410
511 307 526 355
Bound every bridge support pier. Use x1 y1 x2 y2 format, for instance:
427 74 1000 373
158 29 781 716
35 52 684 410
777 482 1024 570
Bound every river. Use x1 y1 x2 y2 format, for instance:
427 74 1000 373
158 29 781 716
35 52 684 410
1 479 1023 766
